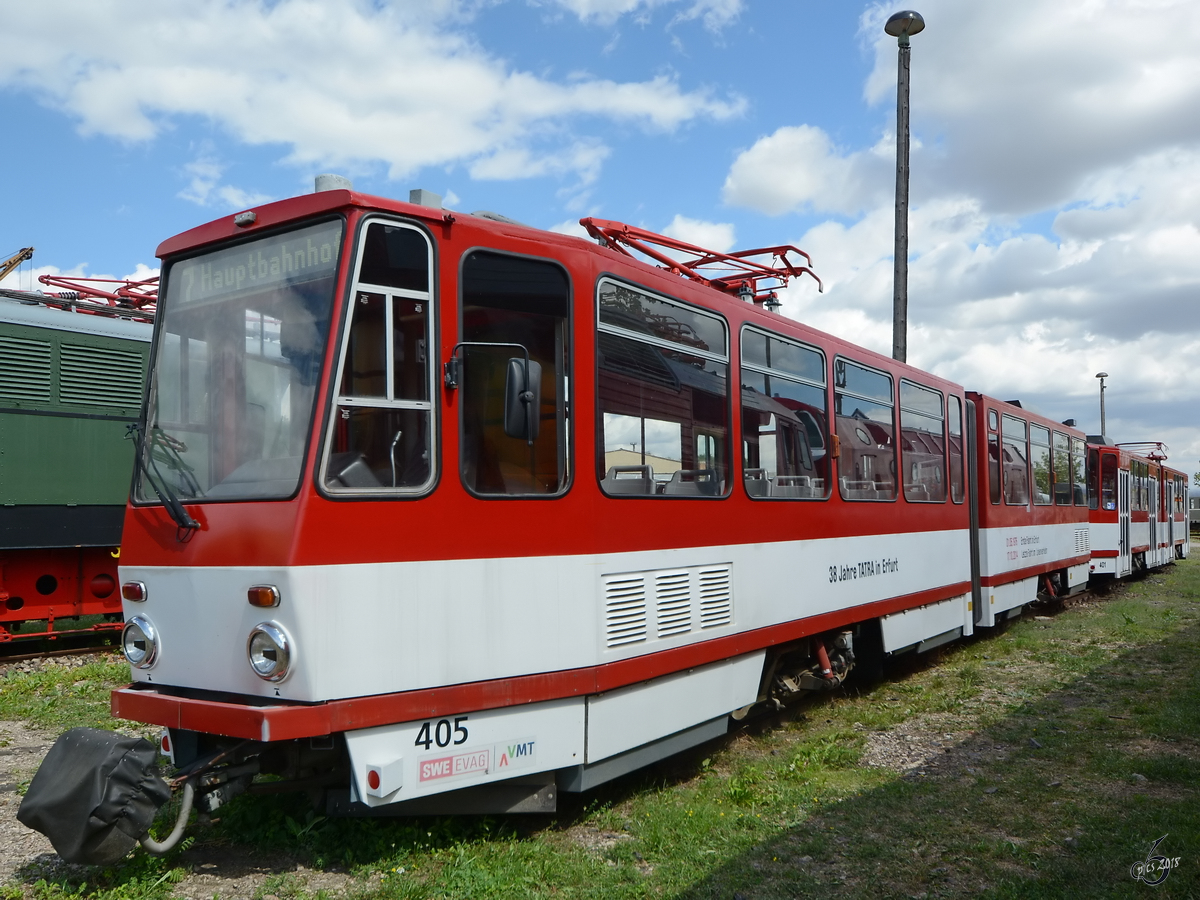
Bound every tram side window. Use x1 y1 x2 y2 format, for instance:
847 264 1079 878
1131 460 1146 512
1071 437 1087 505
835 359 895 501
947 396 964 504
1052 432 1071 505
740 328 828 500
1101 453 1117 510
460 252 570 496
899 380 945 502
1087 447 1099 509
1001 415 1029 505
988 410 1001 505
597 280 728 497
324 221 434 493
1030 425 1052 506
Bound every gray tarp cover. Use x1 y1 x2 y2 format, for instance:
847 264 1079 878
17 727 172 866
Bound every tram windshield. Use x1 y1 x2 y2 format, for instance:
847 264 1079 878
136 220 343 503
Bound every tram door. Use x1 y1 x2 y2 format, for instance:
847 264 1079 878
1166 479 1176 561
1148 478 1159 567
1118 468 1132 577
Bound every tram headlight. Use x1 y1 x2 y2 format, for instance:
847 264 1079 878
122 616 159 669
247 622 291 682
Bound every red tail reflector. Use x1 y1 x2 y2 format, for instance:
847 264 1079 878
122 581 147 602
248 585 281 608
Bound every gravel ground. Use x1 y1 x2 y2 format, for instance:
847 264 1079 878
0 658 354 900
0 716 354 898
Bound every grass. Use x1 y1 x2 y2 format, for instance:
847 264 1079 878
4 557 1200 898
0 652 129 733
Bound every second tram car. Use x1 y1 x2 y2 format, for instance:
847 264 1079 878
1088 442 1190 579
968 396 1090 616
97 183 1125 820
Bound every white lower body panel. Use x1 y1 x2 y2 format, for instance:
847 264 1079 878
979 576 1034 628
880 593 972 653
344 652 766 807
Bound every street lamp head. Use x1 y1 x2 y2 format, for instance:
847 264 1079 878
885 10 925 40
1095 372 1108 379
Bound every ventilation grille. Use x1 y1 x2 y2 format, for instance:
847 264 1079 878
0 336 52 402
603 574 647 647
60 343 144 408
654 570 692 637
698 566 733 628
603 563 733 648
1075 528 1090 554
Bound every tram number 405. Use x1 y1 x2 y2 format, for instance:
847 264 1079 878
415 717 469 750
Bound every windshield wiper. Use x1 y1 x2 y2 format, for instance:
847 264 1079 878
128 424 200 541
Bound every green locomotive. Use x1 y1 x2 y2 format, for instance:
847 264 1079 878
0 288 152 641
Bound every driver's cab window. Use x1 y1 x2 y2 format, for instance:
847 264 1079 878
323 220 435 493
458 251 570 496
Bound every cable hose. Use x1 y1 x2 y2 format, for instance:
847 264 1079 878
138 780 195 856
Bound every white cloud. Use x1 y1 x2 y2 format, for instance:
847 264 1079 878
541 0 663 24
723 2 1200 460
722 125 892 216
0 0 742 190
671 0 743 32
860 0 1200 215
0 262 160 294
0 262 76 292
178 156 272 210
661 214 736 252
540 0 742 30
548 218 592 238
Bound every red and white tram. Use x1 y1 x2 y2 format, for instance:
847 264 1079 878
1088 442 1190 578
20 182 1180 861
967 396 1090 616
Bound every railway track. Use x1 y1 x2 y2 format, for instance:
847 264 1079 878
0 627 121 664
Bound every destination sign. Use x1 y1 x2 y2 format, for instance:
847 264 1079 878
171 220 343 306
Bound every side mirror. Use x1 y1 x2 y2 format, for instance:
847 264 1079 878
504 357 542 442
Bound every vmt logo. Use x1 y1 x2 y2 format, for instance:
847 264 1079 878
498 740 536 768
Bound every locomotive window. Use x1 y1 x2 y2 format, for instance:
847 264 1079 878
323 220 434 494
1052 432 1071 505
1071 437 1087 505
835 359 895 501
947 395 964 504
1001 415 1029 506
899 380 945 502
740 328 828 500
597 279 729 498
460 251 570 497
1101 453 1117 510
1030 424 1052 506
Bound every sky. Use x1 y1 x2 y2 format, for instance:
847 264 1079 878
2 0 1198 479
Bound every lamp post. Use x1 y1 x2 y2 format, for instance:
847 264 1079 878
1095 372 1108 438
885 9 924 364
